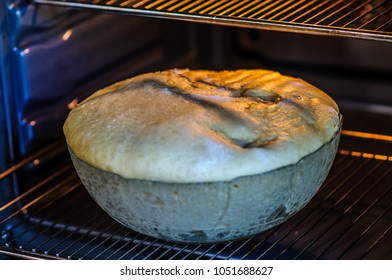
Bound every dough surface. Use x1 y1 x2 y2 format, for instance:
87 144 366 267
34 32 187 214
63 69 340 183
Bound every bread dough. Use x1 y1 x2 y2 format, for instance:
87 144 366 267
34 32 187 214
63 69 340 183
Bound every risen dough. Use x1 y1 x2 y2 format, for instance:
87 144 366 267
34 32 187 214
63 69 340 183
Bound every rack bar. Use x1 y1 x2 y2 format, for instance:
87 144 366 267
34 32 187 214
296 160 390 259
32 0 392 42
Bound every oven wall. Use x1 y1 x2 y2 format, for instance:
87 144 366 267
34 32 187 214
0 0 14 225
1 3 197 162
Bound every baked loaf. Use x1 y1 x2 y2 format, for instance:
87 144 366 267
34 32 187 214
64 69 341 243
64 69 340 183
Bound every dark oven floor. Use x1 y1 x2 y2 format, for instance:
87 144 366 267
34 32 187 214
1 123 391 260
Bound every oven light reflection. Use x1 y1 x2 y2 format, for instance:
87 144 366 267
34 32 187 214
68 98 78 109
62 29 73 41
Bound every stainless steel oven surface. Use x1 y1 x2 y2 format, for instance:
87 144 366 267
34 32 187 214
1 0 391 259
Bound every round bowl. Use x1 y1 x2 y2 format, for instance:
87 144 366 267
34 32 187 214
69 127 341 243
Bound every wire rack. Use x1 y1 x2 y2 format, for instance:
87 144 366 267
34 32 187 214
1 131 391 259
32 0 392 42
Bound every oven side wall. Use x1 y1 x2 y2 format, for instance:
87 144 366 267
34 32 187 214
0 0 17 225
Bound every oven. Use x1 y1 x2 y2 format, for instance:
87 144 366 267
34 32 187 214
0 0 391 260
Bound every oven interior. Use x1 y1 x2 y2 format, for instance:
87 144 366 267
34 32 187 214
0 0 391 259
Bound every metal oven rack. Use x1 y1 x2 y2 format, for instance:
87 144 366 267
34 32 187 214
32 0 392 42
1 0 391 260
1 131 391 259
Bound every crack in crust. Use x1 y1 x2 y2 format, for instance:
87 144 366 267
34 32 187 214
241 136 279 149
131 79 281 149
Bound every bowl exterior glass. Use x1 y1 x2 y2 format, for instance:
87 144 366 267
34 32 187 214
69 130 340 243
